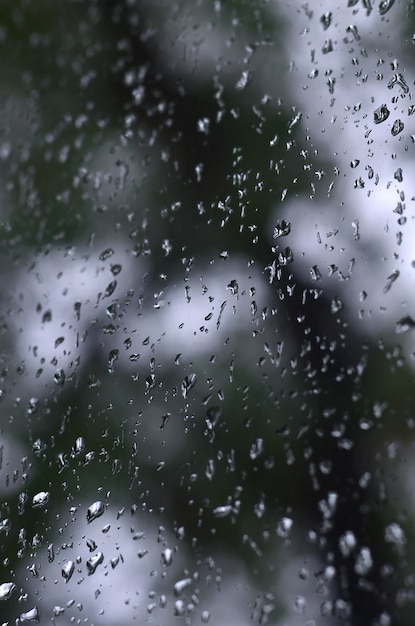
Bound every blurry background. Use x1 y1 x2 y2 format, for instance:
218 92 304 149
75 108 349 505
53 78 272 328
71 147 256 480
1 1 415 624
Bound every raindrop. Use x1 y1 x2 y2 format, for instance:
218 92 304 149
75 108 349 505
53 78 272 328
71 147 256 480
32 491 49 508
276 517 293 538
73 437 85 456
396 315 415 334
310 265 321 281
278 247 294 266
385 522 406 545
213 504 232 518
27 397 39 415
53 369 65 385
226 279 238 295
0 581 16 601
17 607 40 622
387 73 409 94
320 12 332 30
99 248 114 261
108 349 119 373
181 373 197 398
201 610 211 623
174 577 192 595
86 500 105 523
160 412 171 430
378 0 395 15
273 219 291 238
391 119 404 136
373 104 390 124
354 547 373 575
61 560 75 583
86 551 104 575
161 548 173 566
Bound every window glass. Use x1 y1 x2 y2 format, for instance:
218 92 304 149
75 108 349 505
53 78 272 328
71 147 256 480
1 1 414 625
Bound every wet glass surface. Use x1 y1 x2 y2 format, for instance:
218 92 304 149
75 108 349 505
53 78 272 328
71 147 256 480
1 1 415 624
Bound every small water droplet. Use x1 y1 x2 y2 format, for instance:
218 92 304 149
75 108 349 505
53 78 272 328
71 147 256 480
86 500 105 523
201 610 211 623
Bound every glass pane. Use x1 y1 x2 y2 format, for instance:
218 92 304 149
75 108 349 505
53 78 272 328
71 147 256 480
0 1 414 625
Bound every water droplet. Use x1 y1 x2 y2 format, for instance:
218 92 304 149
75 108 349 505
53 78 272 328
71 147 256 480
18 606 40 623
99 248 114 261
174 577 192 596
61 561 75 583
310 265 321 281
108 349 119 373
276 516 293 538
387 72 409 94
391 119 404 136
161 548 173 566
181 373 197 398
73 437 85 456
385 522 406 545
396 315 415 334
27 397 39 415
249 438 264 460
226 279 239 295
320 12 332 30
86 500 105 523
86 551 104 575
378 0 395 15
0 581 16 600
32 491 49 508
53 369 65 385
273 220 291 238
373 104 390 124
213 504 232 518
278 246 294 266
201 610 211 623
354 547 373 575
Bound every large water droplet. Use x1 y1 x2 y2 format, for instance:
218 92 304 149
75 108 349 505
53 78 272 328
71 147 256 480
181 373 197 398
174 577 192 596
213 504 232 518
86 552 104 575
32 491 49 508
0 581 16 600
18 606 40 623
378 0 395 14
86 500 105 523
61 560 75 583
373 104 390 124
396 315 415 334
273 219 291 238
391 119 404 136
161 548 173 566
